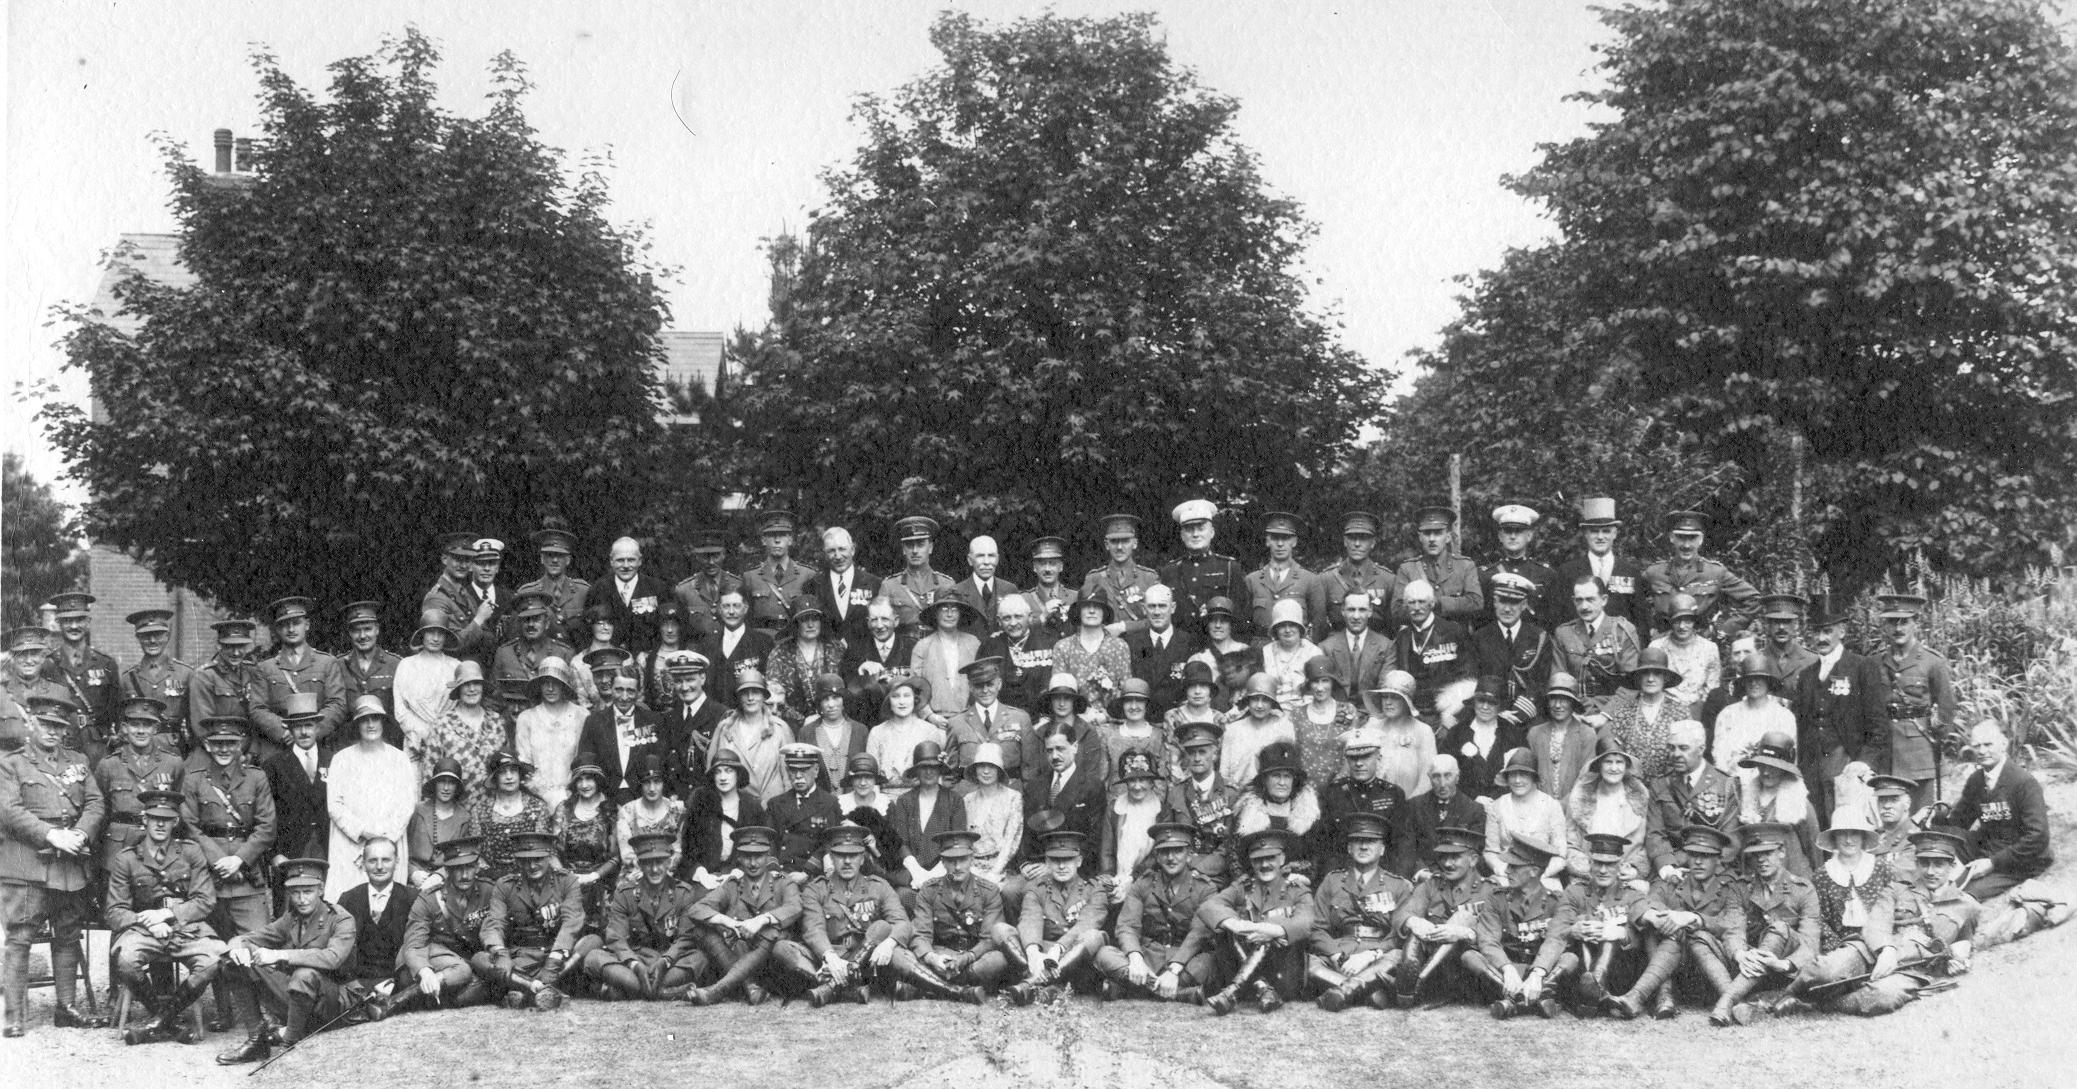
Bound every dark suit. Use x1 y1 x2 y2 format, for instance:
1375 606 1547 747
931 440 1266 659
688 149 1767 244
696 626 776 709
837 632 914 722
981 633 1051 714
1466 620 1556 726
1402 789 1484 868
1940 761 2054 897
807 567 884 648
1792 650 1890 815
582 574 673 654
885 788 968 872
1123 625 1204 718
662 694 727 794
1020 762 1106 875
1316 629 1390 715
578 704 670 804
955 576 1022 636
262 745 333 860
337 880 420 981
1554 554 1651 636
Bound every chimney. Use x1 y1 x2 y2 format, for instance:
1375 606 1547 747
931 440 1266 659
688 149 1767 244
213 129 233 174
234 138 253 173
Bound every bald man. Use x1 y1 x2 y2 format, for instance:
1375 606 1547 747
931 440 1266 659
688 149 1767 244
581 537 671 653
957 536 1021 636
1403 755 1483 874
809 527 883 646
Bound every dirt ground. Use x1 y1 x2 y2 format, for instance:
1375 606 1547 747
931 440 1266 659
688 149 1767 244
10 780 2077 1089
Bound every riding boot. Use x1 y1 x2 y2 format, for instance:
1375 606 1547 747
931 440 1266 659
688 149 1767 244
3 939 30 1037
1310 964 1352 1011
1690 953 1736 1025
49 939 108 1028
685 945 771 1006
145 976 212 1038
1602 940 1680 1020
215 1024 272 1065
279 993 316 1047
594 962 646 1001
1711 965 1762 1025
897 960 984 1004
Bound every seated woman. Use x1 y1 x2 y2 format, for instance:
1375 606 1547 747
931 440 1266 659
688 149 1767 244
910 596 982 722
469 747 550 885
1737 731 1820 877
616 752 686 879
1440 677 1529 803
1482 747 1569 889
1229 740 1321 879
407 757 478 887
681 750 766 889
1100 748 1169 901
962 743 1024 887
1564 738 1650 886
885 741 967 908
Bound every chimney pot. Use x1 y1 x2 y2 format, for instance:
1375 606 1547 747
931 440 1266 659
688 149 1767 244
213 129 233 174
234 138 253 173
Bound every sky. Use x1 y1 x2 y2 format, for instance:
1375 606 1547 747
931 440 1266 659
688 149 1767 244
3 0 1612 499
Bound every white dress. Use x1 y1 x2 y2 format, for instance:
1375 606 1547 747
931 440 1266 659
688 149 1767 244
392 651 458 756
514 701 588 811
324 742 417 900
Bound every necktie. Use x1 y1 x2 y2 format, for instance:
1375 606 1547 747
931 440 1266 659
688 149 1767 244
1351 635 1362 660
837 576 849 616
981 582 994 612
981 707 992 734
1051 773 1066 802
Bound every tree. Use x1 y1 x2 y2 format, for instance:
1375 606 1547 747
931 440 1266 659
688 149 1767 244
41 30 672 635
1417 0 2077 589
725 12 1382 564
2 454 85 628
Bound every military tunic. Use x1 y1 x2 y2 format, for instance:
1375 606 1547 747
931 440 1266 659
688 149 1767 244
1553 616 1642 710
1110 869 1217 968
1311 866 1414 961
122 655 197 751
1243 563 1319 638
404 880 499 992
1159 552 1249 637
483 871 586 957
691 868 804 947
1531 880 1647 975
766 788 844 876
0 743 105 898
185 656 261 750
743 559 819 635
181 762 278 930
337 649 403 746
226 901 358 1028
1018 876 1107 948
95 745 184 863
1644 764 1741 873
1879 641 1956 784
798 872 910 962
910 873 1011 984
106 838 225 977
490 637 579 707
1472 880 1561 969
1738 869 1821 969
1890 881 1978 960
881 566 954 636
671 571 741 643
1021 583 1077 645
1079 563 1162 634
1478 556 1561 628
599 877 705 967
1390 618 1471 719
1642 557 1760 637
251 646 349 752
43 643 122 757
1392 555 1484 626
520 573 594 647
1306 559 1395 640
1160 777 1240 883
1200 872 1315 989
1637 869 1747 963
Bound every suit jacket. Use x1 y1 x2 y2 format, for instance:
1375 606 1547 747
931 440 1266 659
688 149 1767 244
1123 625 1205 718
1467 620 1556 725
1645 764 1742 872
262 745 334 860
1554 554 1651 636
807 567 885 647
696 627 776 709
955 575 1022 636
885 787 968 870
662 695 727 793
1941 761 2053 879
582 574 672 654
337 880 420 979
837 632 915 721
1316 629 1390 715
1402 789 1483 866
980 633 1051 714
1020 761 1106 873
1791 651 1890 770
578 705 670 804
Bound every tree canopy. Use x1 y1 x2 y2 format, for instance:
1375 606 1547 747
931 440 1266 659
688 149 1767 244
2 454 85 628
1379 0 2077 588
42 29 671 631
724 11 1382 561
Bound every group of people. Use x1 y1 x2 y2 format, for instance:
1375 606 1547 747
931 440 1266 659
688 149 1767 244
0 495 2064 1063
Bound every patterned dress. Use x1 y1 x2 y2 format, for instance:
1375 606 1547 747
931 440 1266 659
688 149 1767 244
416 704 510 793
616 797 687 872
1813 856 1896 953
470 790 550 884
1293 700 1359 787
1050 633 1132 708
1599 692 1690 780
554 797 620 928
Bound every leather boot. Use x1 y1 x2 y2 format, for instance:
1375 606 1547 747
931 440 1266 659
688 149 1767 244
216 1025 272 1065
49 939 108 1029
1310 964 1352 1012
1254 980 1284 1013
1171 986 1204 1005
139 977 212 1044
1719 973 1764 1025
684 946 771 1006
1651 979 1679 1020
1602 941 1680 1021
4 941 31 1037
898 960 984 1005
1693 954 1739 1025
594 962 646 1002
806 983 838 1009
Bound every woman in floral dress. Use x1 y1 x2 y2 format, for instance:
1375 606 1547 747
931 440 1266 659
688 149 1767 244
469 747 550 883
412 660 508 791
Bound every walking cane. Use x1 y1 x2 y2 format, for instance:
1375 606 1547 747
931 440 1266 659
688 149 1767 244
247 985 386 1076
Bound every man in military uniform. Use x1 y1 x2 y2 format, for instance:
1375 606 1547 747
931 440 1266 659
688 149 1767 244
97 697 186 867
798 825 981 1005
672 532 743 645
1006 827 1109 1005
334 602 402 748
684 825 802 1005
1554 497 1650 634
211 858 356 1065
1390 825 1490 1007
1602 825 1745 1019
1645 719 1742 882
2 627 72 752
1020 537 1076 644
1868 775 1924 882
1095 821 1217 1004
1554 576 1642 716
581 832 708 1000
249 597 348 761
399 836 498 1009
490 591 578 708
1525 832 1648 1016
427 537 515 667
0 700 107 1036
108 788 226 1044
122 609 194 754
182 717 279 986
881 515 955 636
479 830 581 1010
1243 512 1318 638
1309 812 1414 1011
186 620 262 759
909 829 1014 994
1080 514 1160 637
1714 821 1820 1025
1201 827 1315 1015
1160 722 1239 884
1468 572 1555 730
1479 504 1560 629
1313 727 1412 877
739 513 818 638
1390 580 1472 723
41 591 121 764
422 531 479 616
1642 511 1760 639
1306 512 1395 642
1792 830 1981 1018
1160 499 1249 638
1754 592 1821 706
518 527 592 648
1876 592 1956 811
806 526 880 647
1393 506 1483 626
1470 835 1565 1018
944 658 1029 780
1795 593 1891 817
768 743 844 880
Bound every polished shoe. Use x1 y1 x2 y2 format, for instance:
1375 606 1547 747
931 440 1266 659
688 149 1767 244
1489 999 1517 1020
1651 989 1679 1020
215 1027 272 1065
743 982 768 1007
958 986 987 1005
534 987 566 1012
1205 991 1237 1016
850 984 871 1005
52 1003 110 1029
2 1026 23 1039
1317 987 1349 1013
682 988 716 1007
124 1021 173 1046
1171 987 1204 1006
1535 997 1561 1019
1600 994 1640 1020
1254 983 1283 1014
807 984 836 1009
172 1020 200 1045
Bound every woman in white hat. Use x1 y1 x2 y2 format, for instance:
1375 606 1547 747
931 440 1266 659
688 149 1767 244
393 609 462 752
421 659 508 792
708 668 796 802
963 742 1023 885
864 674 942 794
1786 805 1899 1006
513 657 587 809
1365 671 1437 799
1257 599 1323 712
325 696 417 899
